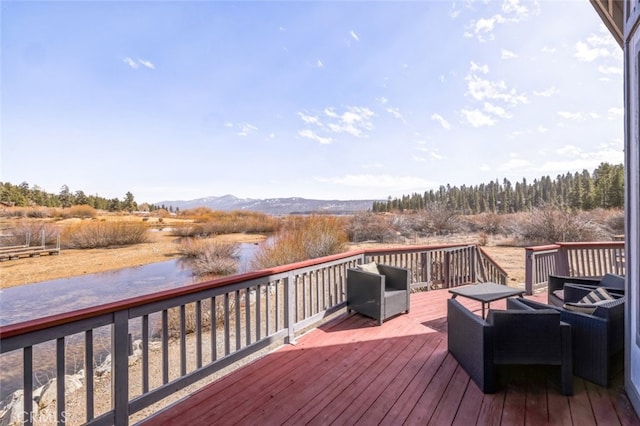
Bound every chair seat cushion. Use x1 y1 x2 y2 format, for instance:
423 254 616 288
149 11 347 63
564 299 613 315
553 289 564 301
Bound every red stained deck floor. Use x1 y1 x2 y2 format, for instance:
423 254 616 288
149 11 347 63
140 289 639 425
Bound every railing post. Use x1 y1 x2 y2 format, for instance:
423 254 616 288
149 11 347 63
443 251 451 288
113 310 129 425
285 273 296 344
525 248 534 295
556 245 570 276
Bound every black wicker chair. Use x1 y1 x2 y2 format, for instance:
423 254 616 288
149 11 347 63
346 263 410 325
447 298 573 395
509 293 624 387
548 273 625 306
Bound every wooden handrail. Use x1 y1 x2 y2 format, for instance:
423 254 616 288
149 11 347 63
0 242 507 425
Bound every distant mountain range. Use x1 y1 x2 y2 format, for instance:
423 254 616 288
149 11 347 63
154 194 381 215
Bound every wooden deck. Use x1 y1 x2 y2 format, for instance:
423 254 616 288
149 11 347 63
140 289 639 426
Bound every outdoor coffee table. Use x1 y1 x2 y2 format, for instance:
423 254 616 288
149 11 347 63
448 282 525 319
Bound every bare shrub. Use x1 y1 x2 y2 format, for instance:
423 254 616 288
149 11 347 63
410 203 459 236
606 210 625 235
465 213 504 235
176 238 206 258
170 223 205 238
62 221 149 248
177 209 279 236
26 208 51 218
345 212 396 242
252 215 348 269
0 207 26 218
515 205 603 245
187 240 239 276
68 204 98 219
0 220 59 246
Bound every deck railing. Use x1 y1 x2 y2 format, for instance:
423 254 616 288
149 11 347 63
0 243 506 426
524 241 625 294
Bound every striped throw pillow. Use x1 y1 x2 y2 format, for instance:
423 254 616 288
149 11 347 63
579 287 614 304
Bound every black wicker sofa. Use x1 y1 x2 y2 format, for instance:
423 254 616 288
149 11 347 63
447 297 573 395
548 273 625 306
509 286 624 387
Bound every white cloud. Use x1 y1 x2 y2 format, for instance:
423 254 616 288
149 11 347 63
598 65 622 75
483 102 512 119
498 156 533 172
386 107 405 122
536 142 623 174
350 30 359 41
317 174 438 190
123 57 139 69
470 61 489 74
537 125 548 133
461 109 496 127
298 129 333 145
298 112 322 126
557 111 584 120
466 74 527 105
608 107 624 120
324 108 338 118
378 97 389 105
430 152 444 160
466 15 505 42
137 58 155 69
501 49 518 59
431 113 451 130
465 0 531 42
501 0 529 18
533 87 558 97
123 57 155 70
556 145 582 156
296 106 375 142
325 106 375 137
574 41 610 62
541 46 556 53
237 123 258 136
316 59 324 68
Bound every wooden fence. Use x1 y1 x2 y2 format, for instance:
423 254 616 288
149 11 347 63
524 241 625 294
0 243 506 426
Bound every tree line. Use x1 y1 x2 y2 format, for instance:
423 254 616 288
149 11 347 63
373 162 624 214
0 182 144 212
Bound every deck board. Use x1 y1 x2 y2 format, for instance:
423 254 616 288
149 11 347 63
139 288 639 426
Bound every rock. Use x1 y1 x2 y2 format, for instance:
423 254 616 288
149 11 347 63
95 354 111 376
38 375 83 410
0 390 26 426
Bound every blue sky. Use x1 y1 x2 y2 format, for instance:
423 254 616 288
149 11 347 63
1 0 623 204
